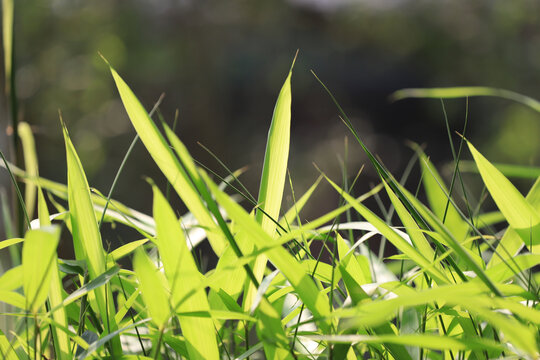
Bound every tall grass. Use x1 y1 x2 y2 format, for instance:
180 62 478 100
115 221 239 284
0 56 539 359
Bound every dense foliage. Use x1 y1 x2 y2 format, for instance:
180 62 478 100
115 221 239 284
0 57 539 359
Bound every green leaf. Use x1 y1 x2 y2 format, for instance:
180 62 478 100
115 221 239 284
63 122 121 353
306 334 504 352
152 184 220 360
249 61 294 309
0 330 18 360
391 87 540 113
22 226 60 313
133 248 170 328
489 177 540 267
0 265 22 291
107 239 148 264
2 0 13 93
0 290 25 308
201 170 332 332
417 150 468 242
0 237 23 251
106 59 226 255
37 188 71 359
468 141 540 246
18 122 38 220
256 299 293 360
338 283 539 356
322 174 449 285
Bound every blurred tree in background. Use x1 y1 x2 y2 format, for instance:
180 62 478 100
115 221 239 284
4 0 540 239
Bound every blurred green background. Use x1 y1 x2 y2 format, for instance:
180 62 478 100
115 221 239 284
4 0 540 235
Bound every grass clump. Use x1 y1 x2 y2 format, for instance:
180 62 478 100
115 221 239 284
0 56 539 360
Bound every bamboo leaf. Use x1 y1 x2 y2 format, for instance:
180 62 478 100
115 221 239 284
468 141 540 247
105 59 226 255
133 248 170 328
22 226 59 313
200 170 332 332
152 184 220 360
63 122 122 353
391 87 540 113
249 60 294 310
18 122 38 220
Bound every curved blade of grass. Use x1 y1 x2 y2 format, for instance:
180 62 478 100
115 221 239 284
459 160 540 179
62 123 121 354
322 173 449 285
416 149 469 242
104 57 226 255
339 283 538 356
1 0 13 94
22 226 60 313
0 150 30 230
37 187 71 359
306 334 504 352
0 330 17 360
248 57 294 310
200 170 332 332
77 319 150 360
391 87 540 113
0 290 25 308
0 265 21 290
488 177 540 268
0 237 23 250
383 182 440 268
256 298 293 360
17 122 38 221
152 184 219 360
133 248 170 328
51 266 119 310
468 141 540 247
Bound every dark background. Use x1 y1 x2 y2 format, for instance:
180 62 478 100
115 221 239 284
4 0 540 243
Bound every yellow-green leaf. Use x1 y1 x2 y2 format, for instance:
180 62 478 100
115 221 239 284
468 141 540 247
22 226 60 313
106 60 226 255
133 248 170 328
152 184 219 360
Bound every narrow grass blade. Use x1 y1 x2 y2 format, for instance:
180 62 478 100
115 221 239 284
322 173 449 285
107 239 148 263
201 170 332 332
105 61 226 256
0 290 25 308
62 123 121 354
459 160 540 179
306 334 504 352
468 141 540 247
248 58 295 310
18 122 38 221
256 298 293 360
77 319 151 360
391 87 540 113
0 330 17 360
22 226 60 313
37 187 71 359
133 248 170 328
0 237 23 250
417 149 469 242
339 283 539 356
382 181 440 268
489 177 540 268
1 0 13 94
152 184 219 360
0 264 21 290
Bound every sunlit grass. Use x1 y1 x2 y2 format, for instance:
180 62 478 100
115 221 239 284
0 60 539 360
